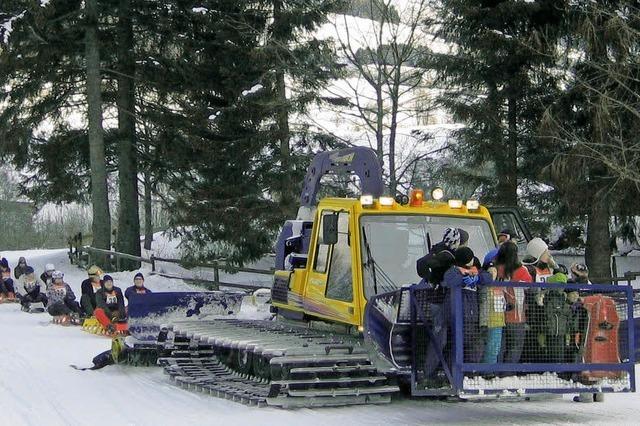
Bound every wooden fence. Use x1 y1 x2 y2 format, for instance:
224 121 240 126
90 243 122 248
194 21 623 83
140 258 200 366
70 245 273 291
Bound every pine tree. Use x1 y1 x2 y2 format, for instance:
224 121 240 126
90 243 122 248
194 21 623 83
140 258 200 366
541 0 640 277
428 0 564 206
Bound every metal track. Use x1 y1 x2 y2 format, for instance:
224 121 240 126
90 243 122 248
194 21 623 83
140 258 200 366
158 319 399 408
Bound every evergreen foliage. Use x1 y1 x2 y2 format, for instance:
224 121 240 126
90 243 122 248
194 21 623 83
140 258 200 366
428 0 564 207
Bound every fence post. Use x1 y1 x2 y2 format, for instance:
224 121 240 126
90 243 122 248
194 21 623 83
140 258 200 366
151 255 156 272
214 262 220 286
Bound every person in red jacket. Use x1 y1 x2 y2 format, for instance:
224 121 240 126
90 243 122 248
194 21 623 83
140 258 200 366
495 241 533 363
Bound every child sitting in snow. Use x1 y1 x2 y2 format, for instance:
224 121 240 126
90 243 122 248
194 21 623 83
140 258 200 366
19 266 48 312
124 272 152 302
46 271 82 321
0 258 17 301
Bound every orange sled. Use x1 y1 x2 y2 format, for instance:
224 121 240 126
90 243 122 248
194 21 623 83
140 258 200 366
582 294 623 382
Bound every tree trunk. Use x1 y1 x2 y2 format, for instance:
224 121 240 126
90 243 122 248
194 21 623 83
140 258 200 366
375 83 384 167
585 196 612 279
505 93 518 205
84 0 111 269
388 67 401 195
115 0 141 269
273 0 295 217
143 171 153 251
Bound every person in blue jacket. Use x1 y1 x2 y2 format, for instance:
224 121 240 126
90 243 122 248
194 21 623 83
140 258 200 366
443 247 493 364
124 272 152 302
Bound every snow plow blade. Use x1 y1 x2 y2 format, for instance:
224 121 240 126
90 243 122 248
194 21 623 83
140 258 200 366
127 291 244 341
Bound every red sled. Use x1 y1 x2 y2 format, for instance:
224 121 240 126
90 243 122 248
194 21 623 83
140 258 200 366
94 308 129 335
582 295 623 382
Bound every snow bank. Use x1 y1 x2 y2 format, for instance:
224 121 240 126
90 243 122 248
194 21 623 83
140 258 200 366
1 242 639 424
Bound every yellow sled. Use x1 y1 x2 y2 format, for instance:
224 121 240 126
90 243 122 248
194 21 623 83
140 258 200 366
82 316 128 337
82 316 108 335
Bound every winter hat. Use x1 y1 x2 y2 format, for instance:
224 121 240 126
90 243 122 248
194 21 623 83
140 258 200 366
103 274 114 283
571 263 589 279
134 272 144 281
546 272 568 284
454 247 475 267
18 257 26 264
457 229 469 246
442 228 461 250
45 263 55 272
25 266 34 274
0 258 8 269
87 265 102 276
498 229 514 240
526 238 548 263
483 248 499 269
52 270 64 280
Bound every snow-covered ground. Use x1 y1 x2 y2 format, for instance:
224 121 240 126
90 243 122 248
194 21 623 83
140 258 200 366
1 246 639 425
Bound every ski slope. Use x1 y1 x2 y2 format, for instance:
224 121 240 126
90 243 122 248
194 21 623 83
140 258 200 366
0 247 639 425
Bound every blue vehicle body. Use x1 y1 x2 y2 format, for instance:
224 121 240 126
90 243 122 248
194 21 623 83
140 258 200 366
127 291 244 341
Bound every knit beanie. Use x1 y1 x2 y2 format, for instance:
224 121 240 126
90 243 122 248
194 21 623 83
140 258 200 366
442 227 461 250
570 263 589 280
454 247 475 267
526 238 548 264
546 272 568 284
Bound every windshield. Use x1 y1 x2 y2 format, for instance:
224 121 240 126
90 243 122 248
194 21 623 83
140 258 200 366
360 215 495 299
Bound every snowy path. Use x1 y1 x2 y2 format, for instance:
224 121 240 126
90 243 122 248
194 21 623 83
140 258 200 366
0 248 639 425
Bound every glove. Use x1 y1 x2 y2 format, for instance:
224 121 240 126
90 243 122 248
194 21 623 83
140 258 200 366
462 274 479 288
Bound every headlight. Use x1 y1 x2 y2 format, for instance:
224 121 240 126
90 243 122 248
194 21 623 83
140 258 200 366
379 196 394 206
448 199 463 208
466 200 480 210
360 195 374 206
431 187 444 201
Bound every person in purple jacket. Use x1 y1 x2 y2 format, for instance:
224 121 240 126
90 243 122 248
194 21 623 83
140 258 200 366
124 272 152 302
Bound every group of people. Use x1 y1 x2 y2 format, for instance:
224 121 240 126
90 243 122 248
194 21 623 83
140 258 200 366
0 257 152 329
416 228 592 385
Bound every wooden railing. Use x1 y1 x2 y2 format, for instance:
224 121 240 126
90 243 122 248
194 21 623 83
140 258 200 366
70 245 273 291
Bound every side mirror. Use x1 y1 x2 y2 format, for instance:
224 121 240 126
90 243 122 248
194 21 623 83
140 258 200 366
322 214 339 245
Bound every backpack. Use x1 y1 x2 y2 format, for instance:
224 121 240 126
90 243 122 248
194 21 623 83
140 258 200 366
544 289 571 336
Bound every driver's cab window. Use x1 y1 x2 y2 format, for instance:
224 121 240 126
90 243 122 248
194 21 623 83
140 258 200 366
313 215 331 273
491 211 528 254
325 212 352 302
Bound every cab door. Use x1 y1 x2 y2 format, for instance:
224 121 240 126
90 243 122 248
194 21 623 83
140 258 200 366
304 209 359 326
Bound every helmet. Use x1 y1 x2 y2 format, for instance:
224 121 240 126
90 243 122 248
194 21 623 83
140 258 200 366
45 263 55 272
52 270 64 280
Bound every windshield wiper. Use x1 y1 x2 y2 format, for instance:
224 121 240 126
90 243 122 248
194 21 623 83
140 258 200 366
361 226 397 294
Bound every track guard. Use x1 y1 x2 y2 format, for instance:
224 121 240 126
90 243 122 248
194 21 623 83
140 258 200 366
127 291 244 341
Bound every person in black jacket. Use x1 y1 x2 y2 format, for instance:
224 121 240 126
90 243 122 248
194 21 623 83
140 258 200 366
40 263 56 289
80 265 103 316
14 257 28 280
416 227 460 286
415 227 461 386
94 275 126 332
124 272 152 302
20 266 48 312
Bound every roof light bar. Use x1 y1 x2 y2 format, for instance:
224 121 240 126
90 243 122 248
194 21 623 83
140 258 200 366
448 199 463 209
360 195 374 207
466 200 480 210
